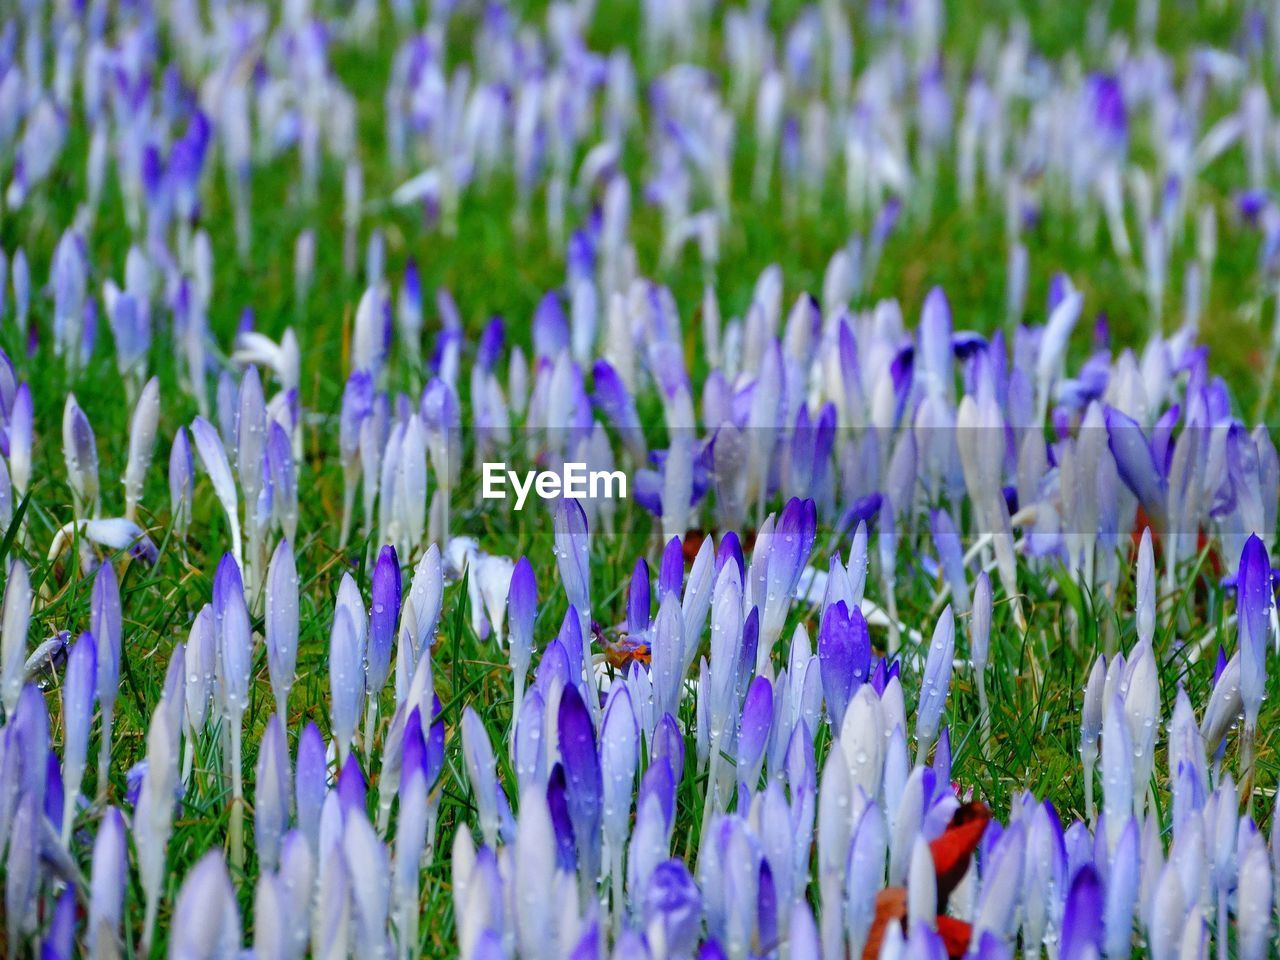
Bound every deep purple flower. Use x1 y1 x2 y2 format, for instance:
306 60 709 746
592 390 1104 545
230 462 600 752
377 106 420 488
818 600 870 728
368 544 402 698
558 684 603 885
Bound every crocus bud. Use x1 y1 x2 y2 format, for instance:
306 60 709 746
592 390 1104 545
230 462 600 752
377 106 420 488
393 709 430 943
368 545 401 698
266 540 298 720
515 689 548 795
601 684 639 852
169 426 194 536
296 722 328 853
255 714 291 872
63 394 100 515
971 572 992 673
644 859 703 959
253 873 292 960
1104 406 1167 532
509 555 537 713
2 558 32 714
214 555 251 723
266 421 297 543
915 606 955 752
181 607 215 744
1060 864 1104 960
169 851 241 958
92 560 122 737
559 683 603 889
9 383 32 500
1101 696 1133 849
818 600 869 728
841 684 884 800
123 378 160 522
329 603 364 761
135 704 178 951
191 417 242 566
1237 534 1271 730
89 806 128 953
1136 528 1155 645
1238 838 1272 960
1201 652 1243 755
737 676 773 793
1147 863 1185 960
844 800 888 958
514 784 556 960
907 834 937 927
972 820 1025 944
461 707 500 848
61 632 97 841
343 809 392 957
760 498 818 658
652 593 685 724
554 499 591 627
5 794 39 942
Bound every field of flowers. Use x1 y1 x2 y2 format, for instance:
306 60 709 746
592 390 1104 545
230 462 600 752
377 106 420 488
3 0 1280 957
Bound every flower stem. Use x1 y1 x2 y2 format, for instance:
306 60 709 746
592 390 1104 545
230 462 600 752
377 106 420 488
230 724 245 872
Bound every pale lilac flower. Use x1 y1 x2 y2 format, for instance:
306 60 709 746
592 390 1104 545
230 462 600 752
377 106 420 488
1 558 32 713
60 632 96 843
266 539 298 720
89 806 128 953
124 378 161 522
256 713 291 871
169 850 241 958
170 426 194 537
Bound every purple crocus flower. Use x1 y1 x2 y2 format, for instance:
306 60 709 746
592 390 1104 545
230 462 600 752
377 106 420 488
394 707 432 945
337 752 369 819
915 605 955 758
191 418 243 567
169 425 194 536
759 497 818 659
0 559 31 715
169 850 241 957
737 675 773 794
124 378 160 521
555 498 592 632
559 683 603 891
5 792 39 941
136 701 179 954
1237 534 1271 735
62 394 100 516
461 707 501 847
368 544 401 700
265 539 298 720
514 781 558 958
818 600 870 728
329 601 364 762
60 632 97 843
593 359 646 464
9 382 31 502
509 555 537 717
296 721 328 853
1104 406 1167 532
91 561 121 801
255 713 291 871
1105 816 1139 958
644 859 702 958
89 806 127 951
265 421 297 543
600 684 639 860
